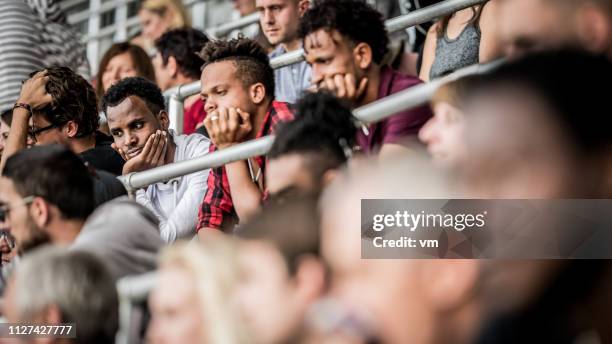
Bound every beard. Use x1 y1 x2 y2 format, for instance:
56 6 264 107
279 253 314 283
16 214 51 255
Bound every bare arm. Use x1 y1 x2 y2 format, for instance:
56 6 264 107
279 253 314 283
0 108 30 173
225 160 262 223
419 23 439 82
479 0 504 62
0 72 52 173
203 107 262 225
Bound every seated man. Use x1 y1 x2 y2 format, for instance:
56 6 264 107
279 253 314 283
299 0 432 156
1 67 124 175
234 197 326 344
1 145 95 254
266 92 356 199
153 27 210 135
196 37 295 234
4 246 118 343
0 145 163 288
103 77 210 242
0 67 126 205
256 0 312 103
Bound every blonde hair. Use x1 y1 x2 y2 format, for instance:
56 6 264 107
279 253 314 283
141 0 190 28
431 81 461 107
431 75 481 108
159 237 249 344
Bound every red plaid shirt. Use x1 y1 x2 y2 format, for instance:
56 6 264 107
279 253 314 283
197 101 295 231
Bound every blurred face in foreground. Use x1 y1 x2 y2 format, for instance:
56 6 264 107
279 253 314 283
459 87 576 198
148 265 207 344
498 0 612 58
419 101 467 168
235 241 309 344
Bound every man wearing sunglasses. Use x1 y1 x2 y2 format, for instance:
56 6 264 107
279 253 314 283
0 67 124 176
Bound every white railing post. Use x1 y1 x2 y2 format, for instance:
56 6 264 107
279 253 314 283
115 0 129 42
115 273 157 344
87 0 102 76
168 94 185 135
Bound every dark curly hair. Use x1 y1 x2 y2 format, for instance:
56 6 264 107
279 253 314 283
102 77 166 115
31 67 99 138
269 92 356 176
299 0 389 65
197 37 275 99
155 27 210 80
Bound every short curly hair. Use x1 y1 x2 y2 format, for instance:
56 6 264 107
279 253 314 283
31 67 99 138
299 0 389 65
197 37 275 99
155 28 210 80
102 77 166 115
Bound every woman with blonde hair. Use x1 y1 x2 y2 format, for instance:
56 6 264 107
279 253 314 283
136 0 190 51
147 236 250 344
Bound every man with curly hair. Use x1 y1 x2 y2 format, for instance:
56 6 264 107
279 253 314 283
0 67 124 176
196 37 295 235
103 77 210 243
299 0 432 156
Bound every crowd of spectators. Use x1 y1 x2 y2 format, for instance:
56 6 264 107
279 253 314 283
1 0 612 343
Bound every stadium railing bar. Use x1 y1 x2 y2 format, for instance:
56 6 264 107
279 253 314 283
116 272 157 344
162 0 487 133
119 60 502 194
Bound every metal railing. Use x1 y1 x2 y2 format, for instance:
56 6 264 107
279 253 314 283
116 272 157 344
163 0 487 132
119 59 502 193
65 0 248 75
206 11 260 38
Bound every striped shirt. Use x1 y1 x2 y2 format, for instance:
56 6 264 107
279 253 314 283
0 0 45 112
0 0 89 113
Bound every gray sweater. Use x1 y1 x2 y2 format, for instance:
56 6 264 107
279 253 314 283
72 197 164 281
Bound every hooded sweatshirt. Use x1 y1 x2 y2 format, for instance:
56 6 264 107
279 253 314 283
72 197 164 280
136 131 210 242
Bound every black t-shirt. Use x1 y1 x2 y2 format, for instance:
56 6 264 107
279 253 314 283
91 168 127 207
79 132 125 176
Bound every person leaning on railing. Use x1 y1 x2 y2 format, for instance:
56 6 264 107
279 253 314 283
299 0 433 158
196 37 296 236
